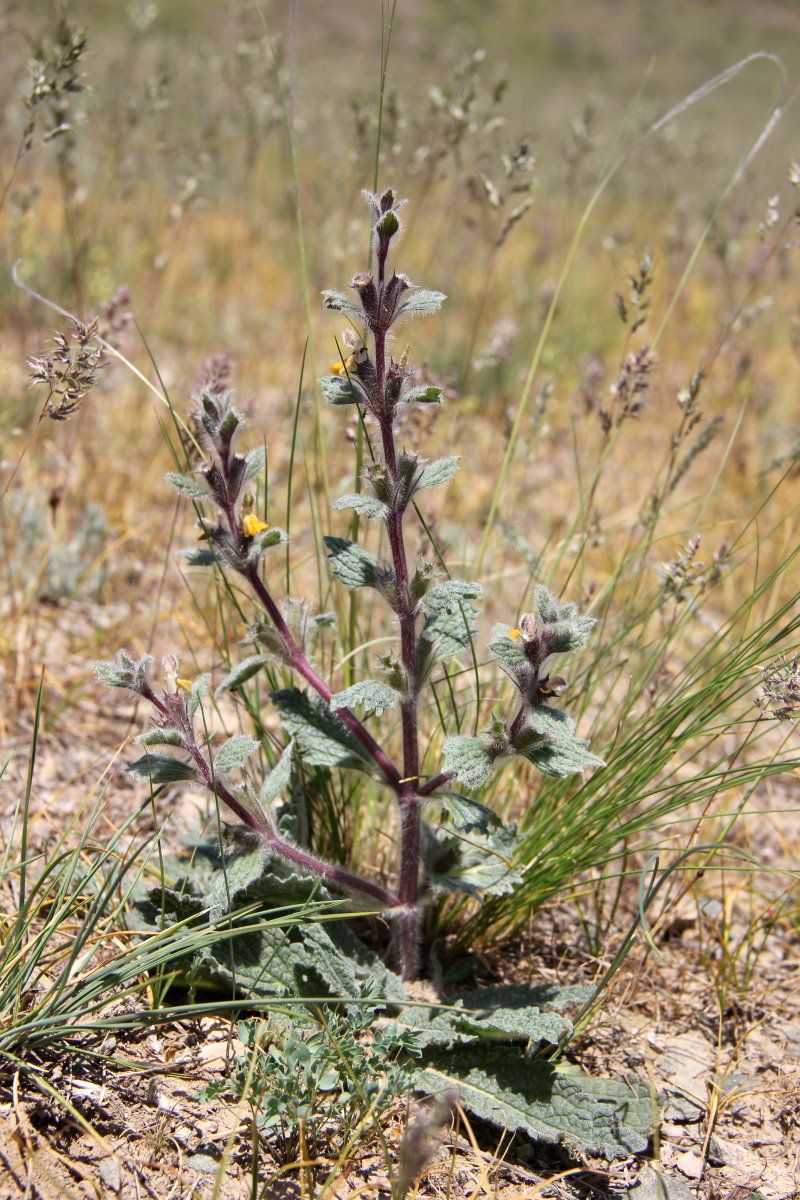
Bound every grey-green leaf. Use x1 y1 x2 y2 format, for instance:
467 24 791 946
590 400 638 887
431 825 522 897
416 1045 650 1158
271 688 371 770
323 536 393 597
404 383 443 404
186 673 210 719
258 741 294 808
128 754 198 785
329 680 400 716
415 455 460 491
399 289 447 319
321 289 364 322
243 445 266 483
165 471 208 501
332 493 389 521
437 792 500 832
215 655 272 696
519 735 605 778
213 734 260 775
442 736 495 792
319 374 359 406
137 727 184 747
421 579 481 616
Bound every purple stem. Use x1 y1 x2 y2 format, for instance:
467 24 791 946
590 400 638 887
185 712 400 910
373 292 422 978
243 564 402 791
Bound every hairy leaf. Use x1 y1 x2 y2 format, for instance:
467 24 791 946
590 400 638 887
243 445 266 484
213 734 260 775
404 383 443 404
518 735 605 778
436 792 500 832
397 998 570 1050
180 546 219 567
399 289 447 319
416 1045 650 1158
137 727 184 747
165 471 208 500
215 655 272 696
421 579 482 617
94 650 153 692
319 374 360 406
431 825 522 897
455 983 596 1014
186 674 210 719
329 679 400 716
332 493 389 521
415 455 460 491
442 736 495 792
128 754 198 785
271 688 371 770
323 536 394 598
417 600 479 674
258 741 294 808
321 289 364 322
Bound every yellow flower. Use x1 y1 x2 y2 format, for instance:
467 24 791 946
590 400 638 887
242 513 270 538
508 628 523 640
176 677 193 692
330 354 357 376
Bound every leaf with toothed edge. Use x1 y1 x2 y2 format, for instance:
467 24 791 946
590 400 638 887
414 456 460 492
415 1045 651 1158
421 579 481 616
271 688 371 770
323 536 394 597
332 493 389 521
329 680 400 716
442 736 496 792
212 735 260 775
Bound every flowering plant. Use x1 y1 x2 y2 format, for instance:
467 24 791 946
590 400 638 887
97 188 603 981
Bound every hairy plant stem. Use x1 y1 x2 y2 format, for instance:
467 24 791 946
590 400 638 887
218 482 402 793
373 241 422 978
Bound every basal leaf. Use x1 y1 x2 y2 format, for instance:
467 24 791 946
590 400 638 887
416 1044 650 1158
